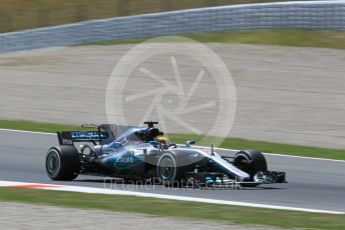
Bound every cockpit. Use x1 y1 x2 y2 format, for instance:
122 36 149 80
109 121 167 148
87 122 174 156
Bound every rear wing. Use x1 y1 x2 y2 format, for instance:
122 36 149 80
57 131 109 145
57 124 136 145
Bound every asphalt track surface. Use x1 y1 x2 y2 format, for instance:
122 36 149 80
1 130 344 213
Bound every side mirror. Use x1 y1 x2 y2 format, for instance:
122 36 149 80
185 140 196 147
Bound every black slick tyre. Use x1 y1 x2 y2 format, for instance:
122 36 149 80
234 150 267 184
45 146 80 181
157 152 184 187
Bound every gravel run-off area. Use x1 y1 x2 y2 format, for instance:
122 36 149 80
0 202 279 230
0 43 344 149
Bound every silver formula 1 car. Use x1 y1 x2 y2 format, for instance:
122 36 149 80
45 121 286 187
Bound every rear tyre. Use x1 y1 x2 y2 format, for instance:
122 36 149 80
157 152 184 187
45 146 80 181
234 150 267 186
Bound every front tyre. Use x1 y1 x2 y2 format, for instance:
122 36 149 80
157 152 183 187
234 150 267 186
46 146 80 181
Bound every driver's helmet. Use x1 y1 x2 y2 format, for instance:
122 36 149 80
155 135 168 144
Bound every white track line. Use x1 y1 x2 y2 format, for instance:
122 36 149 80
195 145 345 163
0 180 343 215
1 128 344 162
0 128 55 135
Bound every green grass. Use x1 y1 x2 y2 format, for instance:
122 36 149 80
93 30 345 50
0 188 344 229
0 0 288 32
0 120 85 133
170 133 345 160
1 120 345 160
